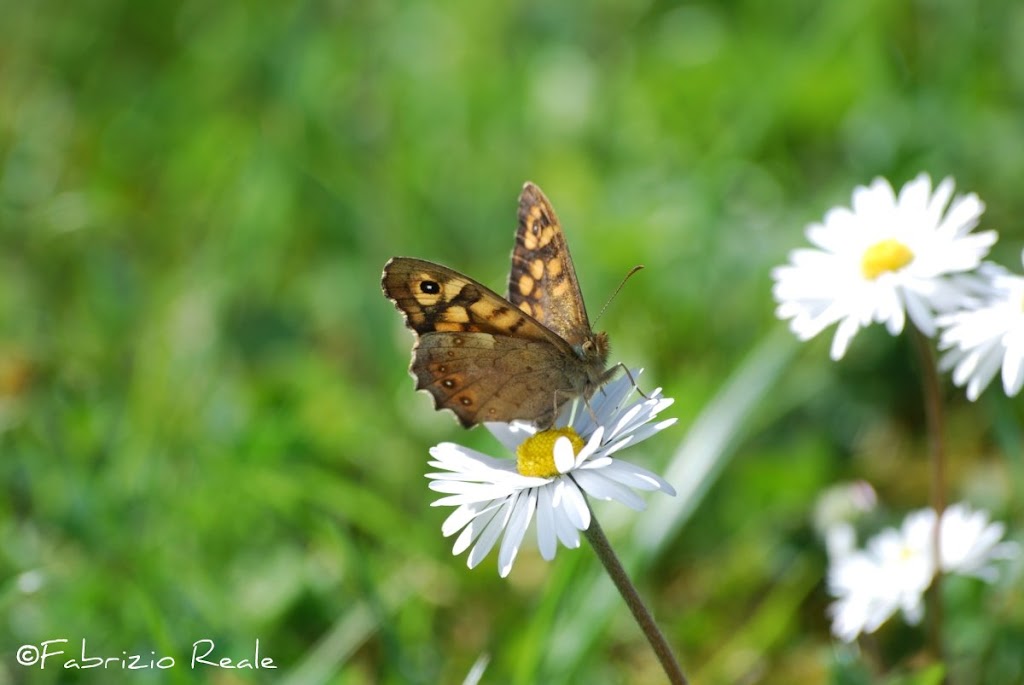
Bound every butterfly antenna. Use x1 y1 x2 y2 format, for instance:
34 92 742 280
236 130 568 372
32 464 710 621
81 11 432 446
593 265 644 325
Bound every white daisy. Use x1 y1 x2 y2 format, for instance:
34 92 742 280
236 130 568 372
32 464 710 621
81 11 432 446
772 173 995 360
865 509 938 625
938 254 1024 400
827 550 899 642
425 371 677 577
827 508 936 641
826 502 1017 641
939 502 1019 582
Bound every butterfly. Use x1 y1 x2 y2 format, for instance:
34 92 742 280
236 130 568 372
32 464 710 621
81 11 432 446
381 182 617 428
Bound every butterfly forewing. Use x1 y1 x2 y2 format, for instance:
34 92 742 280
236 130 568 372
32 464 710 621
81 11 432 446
507 182 593 347
382 258 572 348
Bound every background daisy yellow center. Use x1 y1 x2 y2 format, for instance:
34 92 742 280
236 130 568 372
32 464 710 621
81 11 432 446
516 428 585 477
862 238 914 280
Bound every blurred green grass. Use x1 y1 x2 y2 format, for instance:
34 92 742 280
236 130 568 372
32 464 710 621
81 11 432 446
2 0 1023 683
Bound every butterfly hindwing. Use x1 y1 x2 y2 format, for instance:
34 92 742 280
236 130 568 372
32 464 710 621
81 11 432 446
412 331 582 427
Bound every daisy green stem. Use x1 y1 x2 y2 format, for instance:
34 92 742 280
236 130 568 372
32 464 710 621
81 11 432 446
856 633 884 679
582 507 688 685
910 326 946 660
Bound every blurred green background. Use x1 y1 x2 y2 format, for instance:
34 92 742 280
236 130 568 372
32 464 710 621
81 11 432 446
2 0 1023 683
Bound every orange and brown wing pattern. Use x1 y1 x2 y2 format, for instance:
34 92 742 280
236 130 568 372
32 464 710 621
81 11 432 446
382 257 568 345
381 257 579 426
410 331 580 427
382 183 611 429
507 182 593 347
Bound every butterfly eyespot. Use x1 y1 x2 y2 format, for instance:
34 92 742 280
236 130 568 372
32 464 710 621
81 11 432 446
459 396 472 406
419 280 441 294
442 379 456 389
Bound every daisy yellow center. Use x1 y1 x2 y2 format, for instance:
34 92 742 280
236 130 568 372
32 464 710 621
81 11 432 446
516 428 585 478
861 238 914 280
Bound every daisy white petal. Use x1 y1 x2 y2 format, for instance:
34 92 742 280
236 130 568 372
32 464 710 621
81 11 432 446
535 485 557 560
497 491 535 577
607 417 678 451
452 523 476 556
596 460 676 495
940 503 1019 582
484 420 538 452
550 490 583 549
465 499 514 568
939 254 1024 400
443 501 502 538
572 470 647 510
428 441 510 472
571 426 604 468
774 173 994 360
828 551 899 641
553 436 576 473
560 479 591 530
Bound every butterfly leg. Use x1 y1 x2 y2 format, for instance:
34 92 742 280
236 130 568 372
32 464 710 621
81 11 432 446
581 395 600 425
539 388 594 429
559 388 606 426
544 364 648 429
570 392 602 426
608 362 649 399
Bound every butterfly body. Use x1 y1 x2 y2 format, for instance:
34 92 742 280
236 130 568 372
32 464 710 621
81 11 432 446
382 183 613 428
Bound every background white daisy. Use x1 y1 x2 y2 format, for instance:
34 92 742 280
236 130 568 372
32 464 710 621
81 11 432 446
939 503 1019 581
826 502 1018 641
828 549 905 642
938 254 1024 400
827 508 934 641
772 173 995 360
